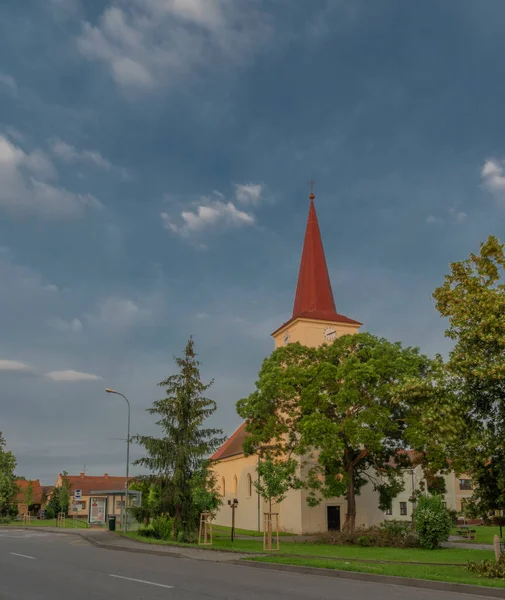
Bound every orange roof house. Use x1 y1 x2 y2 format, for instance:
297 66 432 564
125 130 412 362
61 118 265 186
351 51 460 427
15 479 44 515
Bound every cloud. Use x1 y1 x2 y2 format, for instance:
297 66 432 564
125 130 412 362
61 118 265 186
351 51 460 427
426 215 443 225
0 73 17 96
426 203 467 225
77 0 273 90
48 317 83 333
235 183 263 205
45 370 102 382
0 360 33 372
482 159 505 195
0 135 103 218
49 138 115 171
86 296 151 330
163 191 255 236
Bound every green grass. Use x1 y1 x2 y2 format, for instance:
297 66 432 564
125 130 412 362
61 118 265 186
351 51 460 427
245 556 505 589
1 518 90 528
451 525 503 545
124 532 493 564
212 525 292 538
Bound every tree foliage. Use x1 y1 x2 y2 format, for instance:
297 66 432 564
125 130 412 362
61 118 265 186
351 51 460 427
47 472 71 516
237 333 447 531
413 494 452 549
433 235 505 513
0 432 17 519
254 457 300 513
134 337 225 540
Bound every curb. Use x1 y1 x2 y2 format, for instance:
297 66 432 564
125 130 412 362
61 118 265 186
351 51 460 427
232 560 505 598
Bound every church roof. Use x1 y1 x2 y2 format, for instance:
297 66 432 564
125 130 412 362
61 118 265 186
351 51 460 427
272 193 360 335
210 422 249 461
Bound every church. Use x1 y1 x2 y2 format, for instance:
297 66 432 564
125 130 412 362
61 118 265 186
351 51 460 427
210 191 469 534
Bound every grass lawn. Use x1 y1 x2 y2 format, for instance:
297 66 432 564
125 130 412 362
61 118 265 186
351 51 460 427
1 518 89 529
212 525 292 538
245 556 505 589
125 532 494 564
452 525 503 545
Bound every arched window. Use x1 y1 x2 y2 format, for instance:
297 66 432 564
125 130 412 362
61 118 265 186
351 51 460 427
233 475 238 495
247 473 252 497
221 477 226 497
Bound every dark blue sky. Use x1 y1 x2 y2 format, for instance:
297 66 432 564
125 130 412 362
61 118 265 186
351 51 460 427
1 0 504 483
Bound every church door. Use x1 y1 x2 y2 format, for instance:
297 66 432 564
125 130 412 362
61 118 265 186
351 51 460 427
327 505 341 531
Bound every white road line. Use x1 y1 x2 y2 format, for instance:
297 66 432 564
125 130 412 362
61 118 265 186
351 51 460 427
10 552 36 560
109 574 174 589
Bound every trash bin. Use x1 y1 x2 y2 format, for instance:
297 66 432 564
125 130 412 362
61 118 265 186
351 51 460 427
108 516 116 531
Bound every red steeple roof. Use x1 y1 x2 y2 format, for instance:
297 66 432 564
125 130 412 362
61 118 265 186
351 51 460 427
290 193 360 326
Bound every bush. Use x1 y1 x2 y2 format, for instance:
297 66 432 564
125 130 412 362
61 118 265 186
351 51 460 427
0 516 13 524
414 494 452 549
151 516 173 540
44 507 55 520
315 522 419 548
139 525 157 538
467 554 505 579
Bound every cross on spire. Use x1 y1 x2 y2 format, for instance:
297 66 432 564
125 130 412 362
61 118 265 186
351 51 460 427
308 179 316 200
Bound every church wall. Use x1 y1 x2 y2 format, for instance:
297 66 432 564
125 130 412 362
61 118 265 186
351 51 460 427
273 318 360 350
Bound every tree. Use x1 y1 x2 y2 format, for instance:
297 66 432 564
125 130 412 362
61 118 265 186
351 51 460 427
0 432 17 519
433 235 505 513
414 494 452 549
134 337 225 540
237 333 446 531
23 481 34 512
254 457 300 513
48 472 71 516
190 464 222 519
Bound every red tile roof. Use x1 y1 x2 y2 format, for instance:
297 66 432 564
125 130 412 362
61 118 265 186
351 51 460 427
292 195 360 325
15 479 43 504
58 474 131 496
211 422 249 461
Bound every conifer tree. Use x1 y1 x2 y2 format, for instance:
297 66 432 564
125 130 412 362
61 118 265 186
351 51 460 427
134 337 225 540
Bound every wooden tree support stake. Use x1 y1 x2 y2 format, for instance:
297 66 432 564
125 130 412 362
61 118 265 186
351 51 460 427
263 512 279 551
198 512 213 545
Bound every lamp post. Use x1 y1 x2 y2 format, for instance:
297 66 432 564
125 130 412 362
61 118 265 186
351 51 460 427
105 388 131 535
228 498 238 542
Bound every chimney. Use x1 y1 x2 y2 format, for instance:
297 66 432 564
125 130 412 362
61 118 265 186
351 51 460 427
104 473 108 478
80 472 85 478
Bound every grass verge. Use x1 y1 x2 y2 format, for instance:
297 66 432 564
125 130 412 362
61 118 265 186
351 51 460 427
451 526 503 545
245 555 505 589
1 518 89 528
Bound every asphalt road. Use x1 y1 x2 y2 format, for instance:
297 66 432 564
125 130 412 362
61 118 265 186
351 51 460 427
0 529 491 600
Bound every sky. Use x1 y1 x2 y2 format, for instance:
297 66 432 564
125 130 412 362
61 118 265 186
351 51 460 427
1 0 505 485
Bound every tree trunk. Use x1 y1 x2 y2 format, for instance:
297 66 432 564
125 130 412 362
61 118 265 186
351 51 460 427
343 465 356 532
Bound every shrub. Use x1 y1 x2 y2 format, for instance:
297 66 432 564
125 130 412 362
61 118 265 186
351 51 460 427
467 554 505 579
414 494 452 549
315 522 419 548
139 526 156 538
0 516 13 524
151 516 173 540
44 507 55 520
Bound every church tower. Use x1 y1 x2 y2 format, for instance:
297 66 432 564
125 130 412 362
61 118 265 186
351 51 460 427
272 190 361 348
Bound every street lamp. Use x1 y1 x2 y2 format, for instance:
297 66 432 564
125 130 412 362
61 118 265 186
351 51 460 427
105 388 131 535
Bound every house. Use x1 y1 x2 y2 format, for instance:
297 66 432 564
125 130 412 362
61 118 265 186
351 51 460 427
15 479 44 516
52 472 133 523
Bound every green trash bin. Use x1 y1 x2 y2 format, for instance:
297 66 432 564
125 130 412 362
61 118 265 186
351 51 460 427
108 516 116 531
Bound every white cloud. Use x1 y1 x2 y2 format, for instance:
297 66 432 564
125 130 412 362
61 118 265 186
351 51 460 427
482 159 505 195
45 370 102 382
449 205 467 222
77 0 273 90
0 73 17 96
426 215 443 225
235 183 263 205
48 317 83 333
86 296 151 330
0 359 32 372
163 194 254 236
0 135 102 218
49 138 113 171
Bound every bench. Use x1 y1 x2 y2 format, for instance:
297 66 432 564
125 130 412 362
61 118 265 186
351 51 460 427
457 527 476 540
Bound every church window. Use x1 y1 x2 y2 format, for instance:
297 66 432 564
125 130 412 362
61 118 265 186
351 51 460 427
247 474 252 497
221 477 226 497
399 502 407 516
233 475 238 495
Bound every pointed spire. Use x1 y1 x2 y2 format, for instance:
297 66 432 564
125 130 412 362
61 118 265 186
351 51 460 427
292 191 337 320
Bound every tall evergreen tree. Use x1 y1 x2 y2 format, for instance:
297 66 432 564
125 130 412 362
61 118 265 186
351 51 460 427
134 337 225 540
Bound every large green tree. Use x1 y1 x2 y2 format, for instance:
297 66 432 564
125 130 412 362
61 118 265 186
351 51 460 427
134 337 225 540
237 333 448 531
0 432 17 519
433 235 505 514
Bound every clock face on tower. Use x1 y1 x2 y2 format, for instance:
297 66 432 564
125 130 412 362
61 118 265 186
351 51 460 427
323 327 337 342
284 331 290 345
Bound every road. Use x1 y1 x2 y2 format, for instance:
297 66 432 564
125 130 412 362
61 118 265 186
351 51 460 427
0 529 491 599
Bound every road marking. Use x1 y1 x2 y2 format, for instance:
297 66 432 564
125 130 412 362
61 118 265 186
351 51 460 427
10 552 36 560
109 574 174 589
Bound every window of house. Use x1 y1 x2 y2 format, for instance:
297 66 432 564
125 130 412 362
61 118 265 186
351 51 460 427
385 507 392 516
221 477 226 497
233 475 238 496
459 479 472 490
247 474 252 497
116 501 125 510
74 501 86 511
442 501 447 508
400 502 407 516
